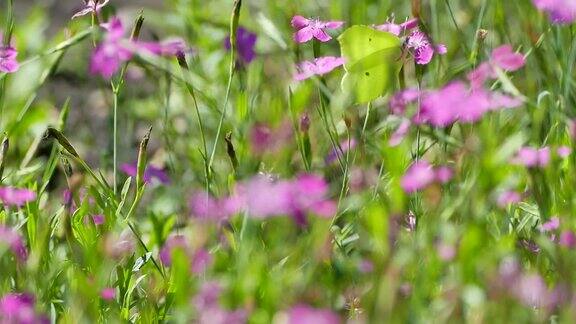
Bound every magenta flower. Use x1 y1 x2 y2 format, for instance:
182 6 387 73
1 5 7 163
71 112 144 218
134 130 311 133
437 242 456 261
512 146 551 168
389 88 420 115
104 231 135 259
559 231 576 248
401 161 436 193
0 293 47 324
325 138 357 164
101 288 116 301
287 304 340 324
91 214 105 226
120 162 170 185
194 281 247 324
159 235 212 273
224 27 257 65
291 16 344 43
539 217 560 232
491 45 526 71
0 226 28 262
90 18 133 79
388 119 411 147
532 0 576 24
294 56 345 81
137 38 188 57
249 121 293 155
497 190 522 208
72 0 110 19
375 18 419 36
0 45 19 73
0 187 36 207
435 166 454 183
406 29 447 65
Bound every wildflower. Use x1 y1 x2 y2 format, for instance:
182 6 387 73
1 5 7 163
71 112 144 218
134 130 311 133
0 44 19 73
559 231 576 248
0 226 28 262
249 121 293 155
512 146 550 168
101 288 116 301
557 146 572 158
120 162 170 185
405 29 447 65
400 161 436 193
294 56 345 81
159 235 213 273
224 27 257 65
137 38 188 57
435 166 454 183
437 242 456 261
389 119 411 147
91 214 105 226
291 16 344 43
0 293 48 324
389 88 420 115
491 45 526 71
90 17 133 79
325 139 356 164
497 190 522 208
539 217 560 232
532 0 576 24
513 274 551 308
287 304 340 324
103 230 135 259
72 0 110 19
0 187 36 206
194 281 247 324
375 18 419 36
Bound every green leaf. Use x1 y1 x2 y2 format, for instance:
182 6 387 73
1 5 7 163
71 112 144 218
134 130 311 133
338 25 402 103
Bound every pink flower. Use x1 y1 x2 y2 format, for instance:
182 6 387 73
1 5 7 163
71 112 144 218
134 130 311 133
325 139 357 164
101 288 116 301
539 217 560 232
467 62 495 89
294 56 345 81
557 146 572 158
72 0 110 19
0 226 28 262
389 119 411 147
249 121 293 155
559 231 576 248
513 274 550 307
291 16 344 43
435 166 454 183
120 162 170 185
104 231 135 259
532 0 576 24
375 18 419 36
287 304 340 324
137 38 189 57
0 187 36 207
389 88 420 115
90 18 133 79
400 161 436 193
497 190 522 208
512 146 551 168
491 45 526 71
159 235 212 273
437 242 456 261
0 45 19 73
405 29 447 65
194 281 247 324
0 293 47 324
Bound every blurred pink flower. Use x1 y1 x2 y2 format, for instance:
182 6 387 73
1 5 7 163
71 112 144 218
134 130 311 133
159 235 212 273
0 293 47 324
92 214 105 226
557 146 572 158
291 16 344 43
249 121 293 155
437 242 456 261
72 0 109 19
194 281 247 324
137 38 189 57
491 45 526 71
90 17 133 79
120 162 170 185
0 226 28 262
0 45 19 73
104 231 135 259
512 146 550 168
388 119 411 147
401 161 436 193
0 187 36 206
559 231 576 248
326 139 357 164
532 0 576 24
513 274 550 308
497 190 522 208
294 56 345 81
389 88 420 115
287 304 340 324
435 166 454 183
101 288 116 301
539 217 560 232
